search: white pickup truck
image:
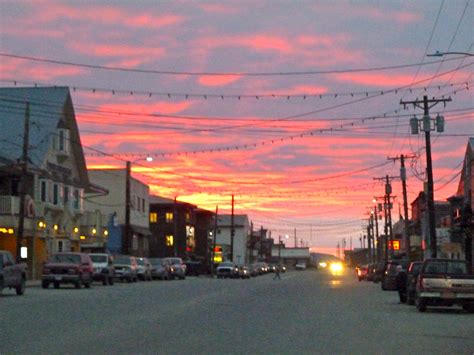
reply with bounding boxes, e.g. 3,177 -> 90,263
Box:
415,258 -> 474,313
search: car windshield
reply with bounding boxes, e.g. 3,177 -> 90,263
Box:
90,255 -> 108,263
51,254 -> 81,264
219,262 -> 233,267
410,262 -> 423,274
114,256 -> 131,265
137,259 -> 145,266
167,258 -> 182,265
425,261 -> 467,274
149,258 -> 163,266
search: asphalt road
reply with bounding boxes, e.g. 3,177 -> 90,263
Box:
1,269 -> 473,354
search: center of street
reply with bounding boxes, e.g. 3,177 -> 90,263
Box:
2,269 -> 473,354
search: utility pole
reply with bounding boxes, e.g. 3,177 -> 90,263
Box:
174,196 -> 178,257
372,203 -> 380,262
367,223 -> 372,263
388,154 -> 416,261
124,161 -> 131,255
294,228 -> 297,248
401,95 -> 450,258
230,194 -> 234,262
374,176 -> 398,261
211,205 -> 218,277
16,102 -> 30,264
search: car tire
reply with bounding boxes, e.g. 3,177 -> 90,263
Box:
54,282 -> 60,289
416,296 -> 427,312
407,293 -> 414,305
75,281 -> 81,289
84,280 -> 91,289
41,280 -> 49,289
462,304 -> 474,313
16,278 -> 26,295
108,276 -> 114,286
102,278 -> 108,286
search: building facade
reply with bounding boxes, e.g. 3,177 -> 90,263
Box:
0,87 -> 91,279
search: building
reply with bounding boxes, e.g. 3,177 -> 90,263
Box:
215,214 -> 250,265
448,137 -> 473,267
85,169 -> 150,256
0,86 -> 91,278
149,196 -> 197,259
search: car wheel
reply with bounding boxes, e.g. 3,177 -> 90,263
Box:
75,281 -> 81,289
84,280 -> 91,289
41,280 -> 49,289
102,277 -> 108,286
416,296 -> 427,312
407,292 -> 415,305
16,278 -> 26,295
108,276 -> 114,286
462,304 -> 474,313
54,282 -> 60,289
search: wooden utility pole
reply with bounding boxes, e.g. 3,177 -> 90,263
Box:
230,194 -> 234,262
124,161 -> 131,255
401,95 -> 451,258
16,102 -> 30,263
211,205 -> 218,276
388,154 -> 416,261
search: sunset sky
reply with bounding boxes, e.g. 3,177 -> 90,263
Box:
1,1 -> 472,255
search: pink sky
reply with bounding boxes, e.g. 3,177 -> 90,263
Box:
1,1 -> 472,255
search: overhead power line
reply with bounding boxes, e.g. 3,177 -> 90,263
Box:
0,52 -> 469,76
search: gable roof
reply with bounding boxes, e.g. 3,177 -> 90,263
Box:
0,86 -> 90,188
456,137 -> 474,197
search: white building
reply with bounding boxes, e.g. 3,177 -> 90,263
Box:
85,169 -> 150,256
215,214 -> 250,265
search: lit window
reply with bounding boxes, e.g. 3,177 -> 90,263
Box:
166,235 -> 174,247
149,212 -> 158,223
185,212 -> 190,222
166,212 -> 173,223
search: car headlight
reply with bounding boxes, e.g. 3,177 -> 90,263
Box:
330,263 -> 343,274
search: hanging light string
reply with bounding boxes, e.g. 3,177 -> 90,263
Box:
1,78 -> 469,101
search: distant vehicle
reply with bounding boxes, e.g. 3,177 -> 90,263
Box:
268,264 -> 277,272
136,257 -> 153,281
295,262 -> 307,270
382,260 -> 409,291
89,253 -> 115,286
356,264 -> 369,281
42,252 -> 93,289
366,263 -> 377,281
405,261 -> 423,305
0,250 -> 27,295
164,257 -> 186,280
416,259 -> 474,313
239,265 -> 251,279
149,258 -> 171,280
184,260 -> 203,276
372,262 -> 386,283
114,255 -> 138,283
329,262 -> 343,276
250,263 -> 260,277
216,261 -> 239,278
279,264 -> 287,273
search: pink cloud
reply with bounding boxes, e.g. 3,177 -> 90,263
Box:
197,75 -> 241,86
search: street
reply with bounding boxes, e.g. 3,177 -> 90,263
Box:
1,269 -> 473,354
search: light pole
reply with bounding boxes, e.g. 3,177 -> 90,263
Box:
124,156 -> 153,255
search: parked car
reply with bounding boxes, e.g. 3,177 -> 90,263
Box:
356,264 -> 369,281
250,263 -> 261,277
216,261 -> 239,278
268,264 -> 277,272
89,253 -> 115,286
0,250 -> 27,295
372,262 -> 386,283
279,264 -> 287,273
149,258 -> 171,280
295,262 -> 307,270
185,260 -> 203,276
366,263 -> 377,281
239,265 -> 251,279
164,257 -> 186,280
382,260 -> 409,291
405,261 -> 423,305
415,258 -> 474,313
114,255 -> 138,283
42,252 -> 93,289
136,257 -> 153,281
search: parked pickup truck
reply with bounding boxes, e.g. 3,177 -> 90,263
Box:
0,250 -> 27,296
415,258 -> 474,313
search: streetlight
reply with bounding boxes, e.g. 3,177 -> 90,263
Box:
427,51 -> 474,57
124,156 -> 153,255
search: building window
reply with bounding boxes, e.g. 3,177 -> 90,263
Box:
52,183 -> 63,206
57,128 -> 70,154
40,180 -> 48,202
149,212 -> 158,223
73,188 -> 83,210
63,186 -> 70,206
185,212 -> 190,222
166,235 -> 174,247
166,212 -> 173,223
142,199 -> 145,213
57,240 -> 64,252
